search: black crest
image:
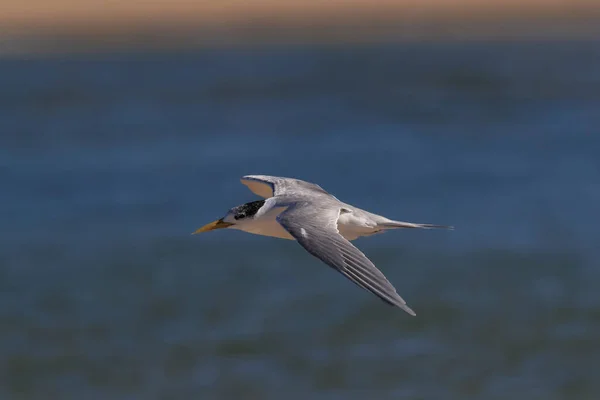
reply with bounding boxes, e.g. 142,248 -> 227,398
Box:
233,200 -> 265,220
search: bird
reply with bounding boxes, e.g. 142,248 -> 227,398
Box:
193,175 -> 452,316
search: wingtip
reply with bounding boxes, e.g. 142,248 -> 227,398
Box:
401,304 -> 417,316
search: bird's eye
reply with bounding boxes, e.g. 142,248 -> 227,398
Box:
234,213 -> 245,220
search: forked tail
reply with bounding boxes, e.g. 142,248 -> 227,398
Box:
379,221 -> 454,230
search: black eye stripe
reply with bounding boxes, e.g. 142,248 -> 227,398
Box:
232,200 -> 265,220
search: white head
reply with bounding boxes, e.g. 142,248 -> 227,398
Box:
193,200 -> 266,234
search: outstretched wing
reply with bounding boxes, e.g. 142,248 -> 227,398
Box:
240,175 -> 330,198
276,203 -> 416,316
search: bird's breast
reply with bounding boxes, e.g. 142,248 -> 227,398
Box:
235,207 -> 295,240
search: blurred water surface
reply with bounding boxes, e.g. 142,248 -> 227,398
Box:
1,41 -> 600,399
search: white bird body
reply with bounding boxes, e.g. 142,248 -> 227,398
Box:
230,197 -> 389,241
194,175 -> 453,316
336,208 -> 388,241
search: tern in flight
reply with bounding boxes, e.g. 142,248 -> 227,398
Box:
194,175 -> 452,316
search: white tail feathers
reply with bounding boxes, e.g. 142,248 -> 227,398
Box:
379,221 -> 454,230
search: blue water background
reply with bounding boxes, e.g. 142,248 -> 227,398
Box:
1,41 -> 599,399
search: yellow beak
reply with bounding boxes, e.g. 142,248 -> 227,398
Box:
193,218 -> 233,234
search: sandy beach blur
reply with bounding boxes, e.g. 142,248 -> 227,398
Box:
1,0 -> 599,54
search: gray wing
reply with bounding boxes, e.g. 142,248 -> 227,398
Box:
241,175 -> 330,199
277,203 -> 416,316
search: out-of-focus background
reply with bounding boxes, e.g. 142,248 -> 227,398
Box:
1,1 -> 599,399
